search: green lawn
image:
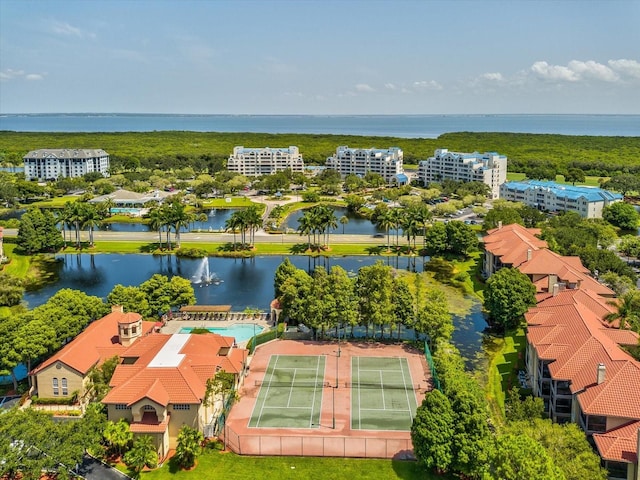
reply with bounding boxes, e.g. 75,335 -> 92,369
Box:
506,172 -> 608,187
26,195 -> 80,208
200,197 -> 261,208
138,451 -> 443,480
1,243 -> 31,277
485,328 -> 527,423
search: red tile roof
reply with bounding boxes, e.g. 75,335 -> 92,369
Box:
593,421 -> 640,464
103,334 -> 246,407
30,310 -> 154,376
483,224 -> 547,268
577,361 -> 640,420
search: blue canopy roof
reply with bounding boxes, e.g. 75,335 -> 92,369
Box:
503,180 -> 622,202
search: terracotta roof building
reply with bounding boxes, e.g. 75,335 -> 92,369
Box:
483,223 -> 639,479
30,305 -> 154,400
102,332 -> 247,459
524,283 -> 640,479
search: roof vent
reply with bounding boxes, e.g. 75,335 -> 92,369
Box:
597,363 -> 606,385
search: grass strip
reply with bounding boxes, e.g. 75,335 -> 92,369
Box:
134,450 -> 447,480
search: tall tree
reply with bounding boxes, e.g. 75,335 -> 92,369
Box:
484,268 -> 537,331
103,419 -> 133,457
356,262 -> 394,338
603,201 -> 640,230
274,257 -> 298,299
411,389 -> 455,474
488,433 -> 565,480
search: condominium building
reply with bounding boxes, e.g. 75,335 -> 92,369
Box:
325,146 -> 405,184
417,149 -> 507,199
482,224 -> 639,480
499,180 -> 623,218
23,149 -> 110,181
227,146 -> 304,177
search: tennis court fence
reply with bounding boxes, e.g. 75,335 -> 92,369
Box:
254,380 -> 424,391
224,425 -> 413,459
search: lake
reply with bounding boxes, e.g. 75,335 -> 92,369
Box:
23,253 -> 487,362
282,206 -> 402,236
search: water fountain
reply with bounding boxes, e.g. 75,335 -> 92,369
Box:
192,258 -> 223,286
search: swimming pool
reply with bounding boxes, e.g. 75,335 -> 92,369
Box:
178,323 -> 265,342
110,207 -> 144,215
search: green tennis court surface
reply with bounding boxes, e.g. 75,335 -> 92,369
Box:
351,356 -> 418,431
249,355 -> 327,428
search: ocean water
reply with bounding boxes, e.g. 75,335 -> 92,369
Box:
1,114 -> 638,137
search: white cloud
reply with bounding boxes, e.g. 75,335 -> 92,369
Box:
568,60 -> 618,82
608,59 -> 640,80
355,83 -> 375,93
0,69 -> 25,81
384,83 -> 397,90
531,61 -> 580,82
0,69 -> 44,82
412,80 -> 443,90
481,72 -> 504,82
49,20 -> 95,39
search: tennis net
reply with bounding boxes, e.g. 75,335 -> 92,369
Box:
253,380 -> 422,390
255,380 -> 331,388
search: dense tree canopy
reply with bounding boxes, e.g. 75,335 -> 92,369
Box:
603,201 -> 640,230
411,389 -> 455,473
16,208 -> 63,254
484,268 -> 536,331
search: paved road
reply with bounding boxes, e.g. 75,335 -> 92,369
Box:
2,228 -> 392,245
76,454 -> 132,480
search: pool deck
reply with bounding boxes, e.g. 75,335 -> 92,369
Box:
161,313 -> 272,341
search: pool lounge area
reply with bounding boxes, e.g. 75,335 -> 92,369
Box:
177,323 -> 265,343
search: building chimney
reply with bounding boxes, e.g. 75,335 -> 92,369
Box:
548,274 -> 558,293
498,221 -> 503,230
111,305 -> 124,313
526,249 -> 532,262
597,363 -> 606,385
552,283 -> 560,297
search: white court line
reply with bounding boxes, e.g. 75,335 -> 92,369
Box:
379,370 -> 386,410
308,356 -> 322,427
399,357 -> 414,423
254,354 -> 280,427
286,369 -> 298,407
261,405 -> 314,410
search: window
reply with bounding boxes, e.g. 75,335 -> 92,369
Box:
52,378 -> 59,395
143,404 -> 156,411
61,378 -> 68,396
115,404 -> 129,410
587,415 -> 607,433
173,404 -> 191,410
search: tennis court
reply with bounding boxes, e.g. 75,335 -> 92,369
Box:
351,356 -> 418,431
248,354 -> 327,429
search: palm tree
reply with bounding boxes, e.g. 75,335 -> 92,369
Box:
390,208 -> 405,246
316,205 -> 337,247
339,215 -> 349,234
146,206 -> 166,247
225,211 -> 243,249
55,207 -> 71,246
296,212 -> 314,250
375,208 -> 394,251
65,201 -> 84,247
82,203 -> 102,247
169,201 -> 196,249
605,290 -> 640,330
101,198 -> 116,218
243,205 -> 263,246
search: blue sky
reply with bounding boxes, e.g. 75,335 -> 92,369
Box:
1,0 -> 639,114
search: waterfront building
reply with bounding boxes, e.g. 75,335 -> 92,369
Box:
227,146 -> 304,177
30,305 -> 247,460
482,224 -> 639,478
417,149 -> 507,199
325,146 -> 405,184
499,180 -> 623,218
23,149 -> 110,182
